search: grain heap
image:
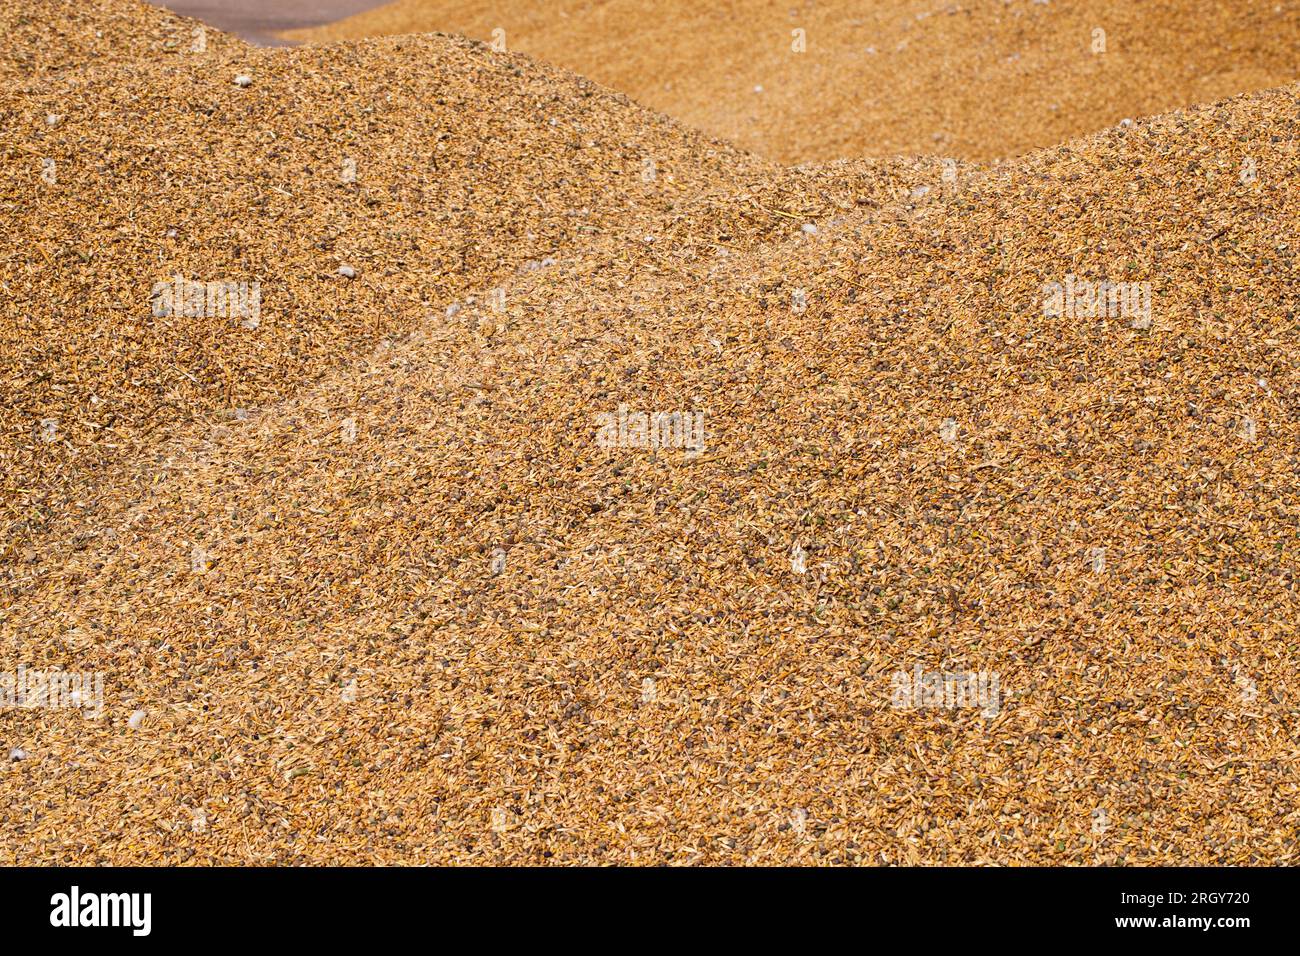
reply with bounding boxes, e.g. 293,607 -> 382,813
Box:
2,26 -> 950,547
0,0 -> 240,80
287,0 -> 1300,164
2,2 -> 1297,865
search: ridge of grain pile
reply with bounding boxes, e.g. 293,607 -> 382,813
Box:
4,23 -> 959,552
287,0 -> 1300,164
3,71 -> 1296,863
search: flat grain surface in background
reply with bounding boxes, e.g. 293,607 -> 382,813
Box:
285,0 -> 1300,163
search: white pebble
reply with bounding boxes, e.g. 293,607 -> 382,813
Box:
338,265 -> 357,279
233,74 -> 253,88
9,747 -> 27,761
128,709 -> 146,729
801,223 -> 818,234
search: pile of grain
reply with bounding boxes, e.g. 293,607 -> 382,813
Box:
0,0 -> 240,80
289,0 -> 1300,164
2,1 -> 1297,865
2,22 -> 956,550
